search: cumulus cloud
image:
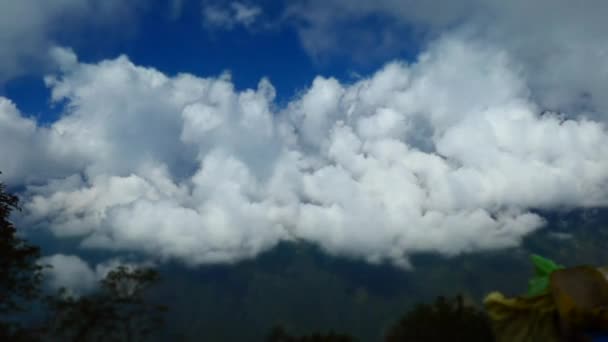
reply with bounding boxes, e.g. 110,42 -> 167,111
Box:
3,33 -> 608,268
0,0 -> 141,82
0,97 -> 85,185
202,2 -> 262,30
40,254 -> 130,296
284,0 -> 608,120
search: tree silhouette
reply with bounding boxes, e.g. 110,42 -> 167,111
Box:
385,294 -> 495,342
266,325 -> 357,342
44,265 -> 167,342
1,173 -> 167,341
0,173 -> 45,341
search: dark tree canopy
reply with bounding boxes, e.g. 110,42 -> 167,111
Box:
385,294 -> 495,342
45,265 -> 167,342
0,174 -> 45,340
266,325 -> 357,342
1,174 -> 167,341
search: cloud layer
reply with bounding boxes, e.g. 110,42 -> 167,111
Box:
285,0 -> 608,120
202,1 -> 263,31
2,32 -> 608,268
0,0 -> 141,82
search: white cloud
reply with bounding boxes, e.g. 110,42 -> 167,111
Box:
40,254 -> 131,296
0,97 -> 85,186
284,0 -> 608,121
40,255 -> 153,297
231,2 -> 262,25
0,0 -> 141,82
3,34 -> 608,268
41,255 -> 99,295
202,2 -> 262,30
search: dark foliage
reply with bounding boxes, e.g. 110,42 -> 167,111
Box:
44,266 -> 168,342
0,173 -> 45,340
266,325 -> 357,342
1,173 -> 167,341
385,294 -> 495,342
264,294 -> 495,342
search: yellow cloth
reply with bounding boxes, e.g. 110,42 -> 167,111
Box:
484,266 -> 608,341
484,291 -> 559,342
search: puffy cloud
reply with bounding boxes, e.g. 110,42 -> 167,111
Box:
0,0 -> 141,82
40,254 -> 152,296
202,2 -> 262,30
41,255 -> 98,295
15,50 -> 288,265
0,97 -> 85,185
284,0 -> 608,120
40,254 -> 129,296
3,34 -> 608,268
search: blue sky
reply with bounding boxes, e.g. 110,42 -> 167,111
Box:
4,1 -> 315,120
1,0 -> 608,290
1,0 -> 419,122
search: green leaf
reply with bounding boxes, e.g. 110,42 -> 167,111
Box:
527,254 -> 564,297
531,254 -> 563,276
